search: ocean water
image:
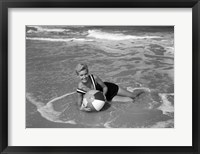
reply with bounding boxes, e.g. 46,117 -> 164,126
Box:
26,26 -> 174,128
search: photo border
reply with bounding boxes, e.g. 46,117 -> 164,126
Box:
0,0 -> 199,153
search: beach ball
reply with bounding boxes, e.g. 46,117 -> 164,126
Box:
82,90 -> 106,111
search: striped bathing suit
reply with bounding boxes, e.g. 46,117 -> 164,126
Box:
76,74 -> 119,101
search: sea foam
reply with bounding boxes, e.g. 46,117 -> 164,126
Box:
26,92 -> 77,125
87,30 -> 162,40
26,37 -> 94,42
27,26 -> 70,33
149,119 -> 174,128
158,93 -> 174,115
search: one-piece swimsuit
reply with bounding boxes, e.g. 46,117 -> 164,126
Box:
76,74 -> 119,101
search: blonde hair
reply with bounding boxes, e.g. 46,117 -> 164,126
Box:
75,63 -> 88,75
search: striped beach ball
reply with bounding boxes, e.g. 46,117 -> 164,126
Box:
82,90 -> 106,111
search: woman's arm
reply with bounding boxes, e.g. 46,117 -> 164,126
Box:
77,92 -> 91,111
77,83 -> 92,111
94,75 -> 108,97
77,93 -> 83,107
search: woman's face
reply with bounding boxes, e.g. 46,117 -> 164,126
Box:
78,69 -> 89,83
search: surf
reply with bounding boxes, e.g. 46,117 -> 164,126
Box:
26,86 -> 174,128
26,26 -> 70,33
26,92 -> 77,125
87,30 -> 162,40
26,37 -> 94,42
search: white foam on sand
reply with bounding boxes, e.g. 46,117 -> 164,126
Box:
127,87 -> 174,115
103,114 -> 119,128
26,92 -> 77,125
127,86 -> 151,93
158,93 -> 174,115
149,119 -> 174,128
87,30 -> 162,41
26,93 -> 45,108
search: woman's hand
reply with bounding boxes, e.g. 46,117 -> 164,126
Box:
80,103 -> 91,111
83,107 -> 92,111
80,106 -> 91,111
102,93 -> 107,102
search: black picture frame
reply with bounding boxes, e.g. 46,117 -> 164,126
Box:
0,0 -> 199,154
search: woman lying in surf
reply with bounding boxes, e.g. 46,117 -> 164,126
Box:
76,63 -> 145,111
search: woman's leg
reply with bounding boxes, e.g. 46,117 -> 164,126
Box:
110,86 -> 146,103
117,87 -> 144,99
111,95 -> 133,103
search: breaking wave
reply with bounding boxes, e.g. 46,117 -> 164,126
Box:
26,37 -> 94,42
87,30 -> 162,40
27,26 -> 70,33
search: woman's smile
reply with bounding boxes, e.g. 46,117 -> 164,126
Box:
78,69 -> 89,83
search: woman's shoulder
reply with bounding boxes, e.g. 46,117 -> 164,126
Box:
78,82 -> 84,89
77,82 -> 89,90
